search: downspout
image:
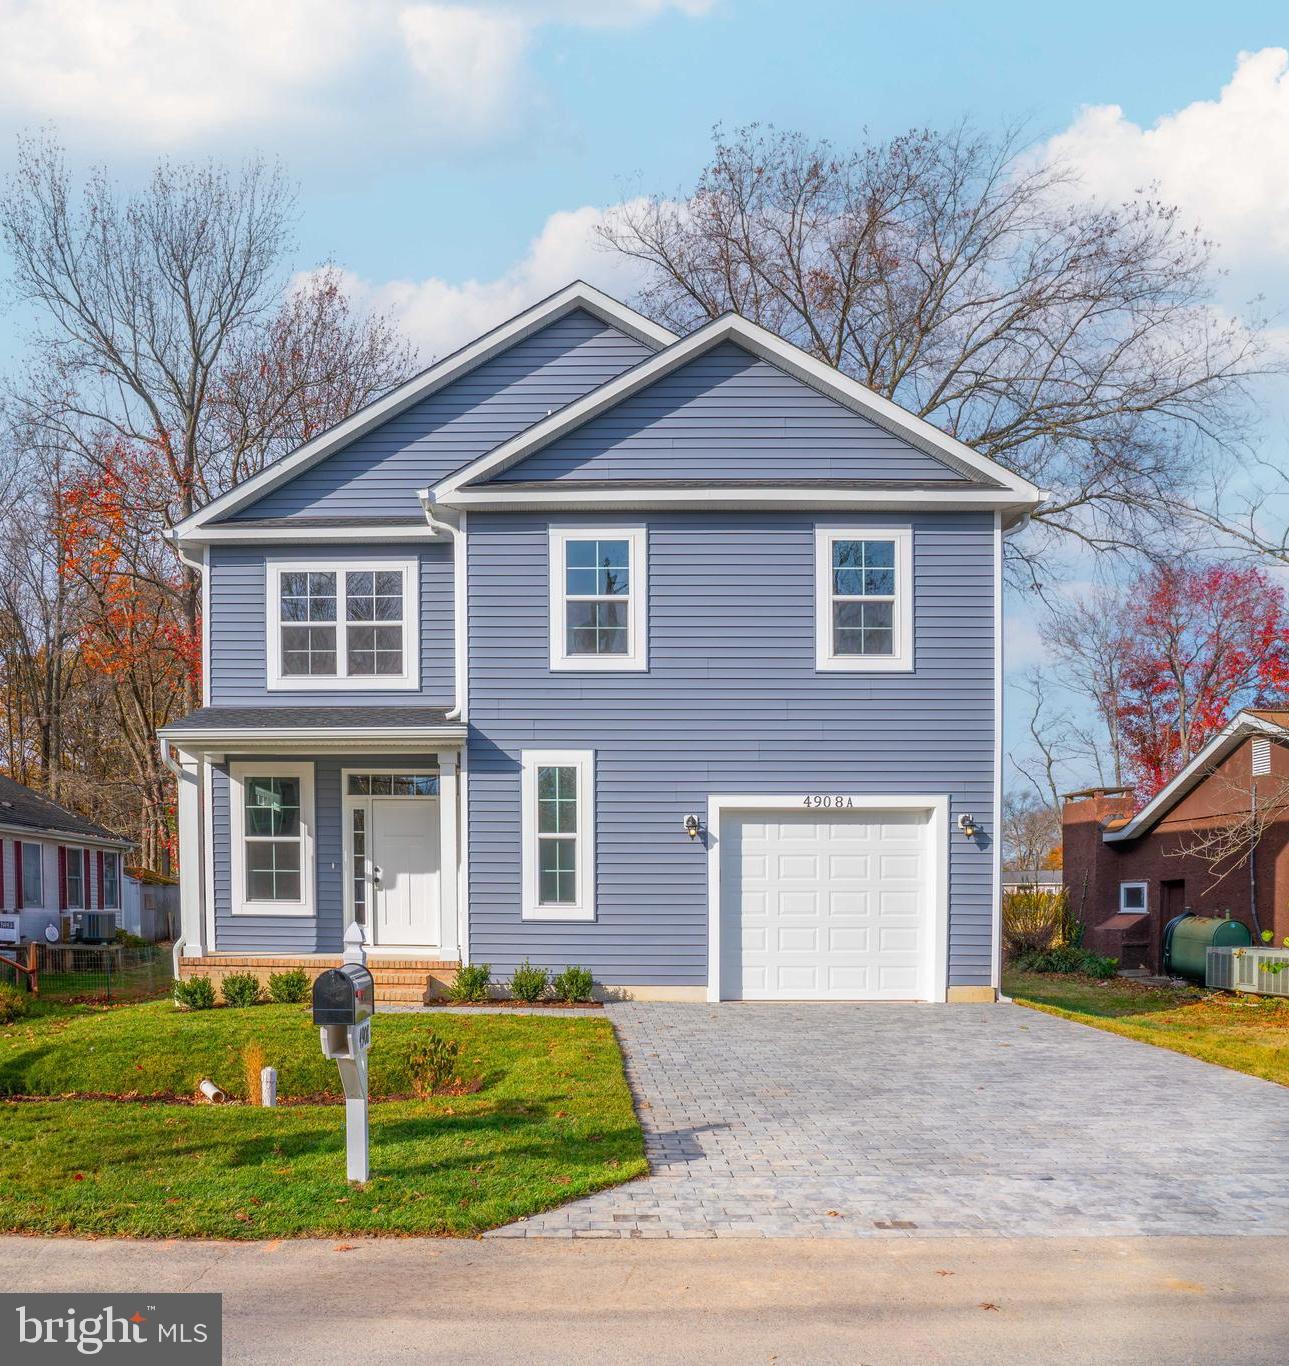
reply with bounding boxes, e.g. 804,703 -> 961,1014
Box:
418,489 -> 466,721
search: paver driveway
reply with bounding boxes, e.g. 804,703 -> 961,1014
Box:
494,1001 -> 1289,1239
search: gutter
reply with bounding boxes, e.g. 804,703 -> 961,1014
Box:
419,488 -> 467,722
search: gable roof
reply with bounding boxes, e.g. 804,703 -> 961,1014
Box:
170,283 -> 675,542
0,774 -> 130,846
1103,710 -> 1289,843
432,312 -> 1044,515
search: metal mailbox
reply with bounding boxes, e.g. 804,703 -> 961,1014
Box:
311,962 -> 374,1027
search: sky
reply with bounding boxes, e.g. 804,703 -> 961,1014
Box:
2,0 -> 1288,791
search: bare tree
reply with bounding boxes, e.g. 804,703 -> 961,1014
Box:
1009,667 -> 1086,807
1001,790 -> 1062,881
601,124 -> 1272,574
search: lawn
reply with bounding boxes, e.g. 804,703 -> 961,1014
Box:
1005,970 -> 1289,1087
0,1002 -> 645,1237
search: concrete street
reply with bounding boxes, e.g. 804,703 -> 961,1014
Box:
3,1235 -> 1287,1364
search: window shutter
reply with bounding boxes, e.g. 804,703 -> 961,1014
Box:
1253,737 -> 1272,777
97,851 -> 105,908
58,846 -> 67,912
13,841 -> 22,910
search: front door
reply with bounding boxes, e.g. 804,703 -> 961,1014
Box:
371,797 -> 440,948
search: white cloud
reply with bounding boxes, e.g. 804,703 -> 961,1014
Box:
0,0 -> 713,150
1046,48 -> 1289,306
335,201 -> 658,358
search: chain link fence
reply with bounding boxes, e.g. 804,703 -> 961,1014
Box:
0,942 -> 175,1004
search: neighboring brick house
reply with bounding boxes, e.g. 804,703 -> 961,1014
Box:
1062,710 -> 1289,971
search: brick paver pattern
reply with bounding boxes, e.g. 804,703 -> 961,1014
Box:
491,1002 -> 1289,1239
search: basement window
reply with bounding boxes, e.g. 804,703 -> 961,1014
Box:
1119,881 -> 1148,914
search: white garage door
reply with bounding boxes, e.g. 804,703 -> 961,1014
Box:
719,808 -> 933,1001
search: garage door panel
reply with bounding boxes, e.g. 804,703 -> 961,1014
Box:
721,806 -> 932,1001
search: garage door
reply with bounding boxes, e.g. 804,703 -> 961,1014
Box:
718,808 -> 932,1000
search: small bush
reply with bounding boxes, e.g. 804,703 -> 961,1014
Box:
449,962 -> 491,1003
173,975 -> 216,1011
1015,944 -> 1118,978
1002,888 -> 1068,959
0,983 -> 29,1024
113,928 -> 149,948
552,965 -> 595,1002
221,972 -> 263,1008
509,959 -> 550,1003
267,968 -> 311,1004
408,1031 -> 462,1097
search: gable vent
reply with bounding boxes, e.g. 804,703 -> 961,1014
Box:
1252,737 -> 1272,777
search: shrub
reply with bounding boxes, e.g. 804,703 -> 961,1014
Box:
267,968 -> 311,1004
173,975 -> 216,1011
113,928 -> 148,948
221,972 -> 263,1008
0,983 -> 29,1024
552,965 -> 595,1002
408,1031 -> 462,1097
1015,944 -> 1118,978
509,959 -> 550,1003
449,962 -> 491,1003
1002,888 -> 1067,959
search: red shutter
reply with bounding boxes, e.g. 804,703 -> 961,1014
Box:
58,846 -> 67,911
13,841 -> 22,910
97,851 -> 105,908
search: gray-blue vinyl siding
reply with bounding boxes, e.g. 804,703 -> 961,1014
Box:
491,341 -> 968,484
466,509 -> 997,988
211,752 -> 439,953
207,543 -> 453,707
229,309 -> 654,520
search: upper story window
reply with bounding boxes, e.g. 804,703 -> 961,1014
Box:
266,560 -> 419,691
815,526 -> 913,672
549,527 -> 647,671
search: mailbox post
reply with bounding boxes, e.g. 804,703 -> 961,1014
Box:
312,923 -> 375,1182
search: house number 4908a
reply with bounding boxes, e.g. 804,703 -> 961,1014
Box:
802,795 -> 855,808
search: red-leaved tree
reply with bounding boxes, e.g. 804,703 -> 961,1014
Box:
1119,563 -> 1289,799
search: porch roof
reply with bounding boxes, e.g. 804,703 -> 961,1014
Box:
159,706 -> 466,753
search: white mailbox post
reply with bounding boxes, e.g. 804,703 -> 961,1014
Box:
312,923 -> 375,1182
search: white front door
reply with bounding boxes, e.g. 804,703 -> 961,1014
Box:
720,808 -> 931,1000
371,797 -> 440,948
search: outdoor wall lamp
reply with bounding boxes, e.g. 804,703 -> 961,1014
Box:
684,814 -> 702,840
957,812 -> 979,841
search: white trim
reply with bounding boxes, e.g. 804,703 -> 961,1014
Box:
814,525 -> 913,672
161,727 -> 465,752
705,794 -> 950,1004
521,749 -> 596,921
991,511 -> 1004,992
1119,880 -> 1149,915
548,526 -> 648,672
202,759 -> 216,953
265,558 -> 420,691
183,524 -> 445,545
438,751 -> 459,956
229,761 -> 316,917
171,283 -> 675,537
457,749 -> 470,962
0,823 -> 130,850
1104,711 -> 1289,842
201,544 -> 211,707
435,312 -> 1044,503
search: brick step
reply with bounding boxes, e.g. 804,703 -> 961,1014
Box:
366,958 -> 458,970
367,969 -> 455,985
374,984 -> 436,1003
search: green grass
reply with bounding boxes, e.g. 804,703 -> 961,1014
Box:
0,1001 -> 645,1237
1005,970 -> 1289,1087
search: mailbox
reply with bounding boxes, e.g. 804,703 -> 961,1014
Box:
312,963 -> 374,1026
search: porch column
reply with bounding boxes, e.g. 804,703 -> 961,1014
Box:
438,750 -> 459,957
176,752 -> 205,957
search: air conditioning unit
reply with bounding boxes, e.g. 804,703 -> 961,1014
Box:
0,914 -> 19,946
79,912 -> 116,944
1207,946 -> 1289,997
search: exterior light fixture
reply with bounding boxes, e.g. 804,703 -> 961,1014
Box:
684,814 -> 701,840
957,812 -> 979,841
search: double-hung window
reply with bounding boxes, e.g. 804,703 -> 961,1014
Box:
521,750 -> 595,920
65,847 -> 85,909
21,844 -> 42,906
267,560 -> 419,689
230,762 -> 315,916
103,851 -> 121,910
549,527 -> 647,670
815,526 -> 913,671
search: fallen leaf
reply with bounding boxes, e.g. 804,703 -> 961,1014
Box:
979,1303 -> 999,1312
555,1175 -> 572,1186
72,1173 -> 85,1182
334,1244 -> 356,1253
335,1197 -> 349,1204
935,1270 -> 954,1277
826,1210 -> 841,1218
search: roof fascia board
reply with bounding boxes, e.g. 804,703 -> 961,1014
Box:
1104,712 -> 1286,842
181,524 -> 444,546
434,312 -> 1044,503
172,283 -> 675,537
0,821 -> 131,848
157,726 -> 467,747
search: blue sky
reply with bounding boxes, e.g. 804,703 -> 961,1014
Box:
2,1 -> 1288,794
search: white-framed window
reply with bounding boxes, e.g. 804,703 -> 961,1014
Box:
229,761 -> 315,916
1120,881 -> 1148,914
521,749 -> 595,920
65,847 -> 85,909
22,843 -> 43,906
548,527 -> 647,671
103,851 -> 121,910
815,526 -> 913,672
265,559 -> 419,690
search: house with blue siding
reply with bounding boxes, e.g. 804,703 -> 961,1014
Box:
160,282 -> 1042,1004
